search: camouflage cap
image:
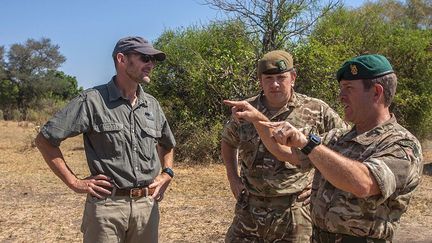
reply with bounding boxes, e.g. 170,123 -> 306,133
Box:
112,36 -> 166,61
257,50 -> 294,78
336,54 -> 394,82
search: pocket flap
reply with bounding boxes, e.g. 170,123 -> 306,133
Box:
93,123 -> 124,132
143,127 -> 162,138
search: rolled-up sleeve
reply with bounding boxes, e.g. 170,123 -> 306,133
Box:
41,94 -> 90,147
158,119 -> 176,149
221,118 -> 240,148
363,139 -> 422,204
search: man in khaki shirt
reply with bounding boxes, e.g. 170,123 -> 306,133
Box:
36,36 -> 176,243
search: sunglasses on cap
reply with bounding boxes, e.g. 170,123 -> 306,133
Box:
125,52 -> 157,63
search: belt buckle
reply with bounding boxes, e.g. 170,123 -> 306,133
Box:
130,188 -> 142,198
129,187 -> 148,198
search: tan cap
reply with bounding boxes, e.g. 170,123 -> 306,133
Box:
257,50 -> 294,77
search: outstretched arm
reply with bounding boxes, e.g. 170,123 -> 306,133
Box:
223,100 -> 300,164
261,121 -> 380,198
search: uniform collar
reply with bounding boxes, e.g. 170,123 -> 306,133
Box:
347,114 -> 397,145
257,89 -> 300,118
107,76 -> 148,106
107,76 -> 122,102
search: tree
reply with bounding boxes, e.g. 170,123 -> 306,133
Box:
149,20 -> 257,161
361,0 -> 432,29
294,5 -> 432,139
204,0 -> 341,53
0,38 -> 82,121
39,70 -> 82,100
5,38 -> 66,119
0,46 -> 6,80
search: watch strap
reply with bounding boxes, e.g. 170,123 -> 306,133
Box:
162,167 -> 174,178
300,134 -> 321,155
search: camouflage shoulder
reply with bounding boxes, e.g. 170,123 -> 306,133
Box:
294,92 -> 333,109
388,123 -> 423,159
243,93 -> 261,106
322,127 -> 351,145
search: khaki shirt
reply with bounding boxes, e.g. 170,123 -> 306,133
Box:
311,115 -> 423,240
222,91 -> 347,197
41,77 -> 176,188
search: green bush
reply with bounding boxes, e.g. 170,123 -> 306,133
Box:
26,98 -> 66,125
11,109 -> 22,121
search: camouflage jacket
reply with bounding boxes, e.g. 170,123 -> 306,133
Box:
222,91 -> 347,197
311,115 -> 423,240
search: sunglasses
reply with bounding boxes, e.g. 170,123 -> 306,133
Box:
125,52 -> 157,63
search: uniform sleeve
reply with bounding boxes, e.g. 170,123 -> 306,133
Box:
40,93 -> 90,147
221,117 -> 240,148
156,105 -> 176,149
363,138 -> 423,204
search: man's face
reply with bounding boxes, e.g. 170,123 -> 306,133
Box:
124,53 -> 156,84
260,71 -> 296,107
339,79 -> 375,124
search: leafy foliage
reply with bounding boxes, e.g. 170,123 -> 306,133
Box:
204,0 -> 342,53
0,38 -> 82,121
148,21 -> 257,161
295,4 -> 432,139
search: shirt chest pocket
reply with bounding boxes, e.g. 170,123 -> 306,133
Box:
91,123 -> 124,159
238,123 -> 260,168
138,123 -> 162,160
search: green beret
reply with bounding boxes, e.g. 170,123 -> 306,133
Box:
336,54 -> 394,81
258,50 -> 294,77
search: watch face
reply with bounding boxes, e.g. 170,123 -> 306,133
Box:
310,134 -> 321,144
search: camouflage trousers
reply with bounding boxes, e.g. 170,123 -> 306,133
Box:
311,226 -> 387,243
225,193 -> 312,243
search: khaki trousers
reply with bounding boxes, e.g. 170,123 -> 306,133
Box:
81,195 -> 159,243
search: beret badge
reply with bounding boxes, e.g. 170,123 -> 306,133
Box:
350,64 -> 358,75
276,60 -> 287,72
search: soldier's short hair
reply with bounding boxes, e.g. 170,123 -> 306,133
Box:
362,73 -> 397,107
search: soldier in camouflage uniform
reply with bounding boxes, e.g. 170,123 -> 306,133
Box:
221,50 -> 347,242
260,54 -> 423,242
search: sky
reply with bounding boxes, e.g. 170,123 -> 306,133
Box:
1,0 -> 365,89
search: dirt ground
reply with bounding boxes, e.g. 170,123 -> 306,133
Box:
0,121 -> 431,243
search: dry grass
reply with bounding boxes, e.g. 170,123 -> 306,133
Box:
0,121 -> 430,242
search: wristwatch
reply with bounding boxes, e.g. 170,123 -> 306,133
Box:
162,167 -> 175,178
300,134 -> 321,155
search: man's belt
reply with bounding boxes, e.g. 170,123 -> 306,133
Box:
114,187 -> 155,199
312,226 -> 386,243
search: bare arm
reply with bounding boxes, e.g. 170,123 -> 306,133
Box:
221,140 -> 244,199
262,121 -> 380,198
35,132 -> 113,198
149,144 -> 174,201
157,144 -> 174,170
308,145 -> 380,197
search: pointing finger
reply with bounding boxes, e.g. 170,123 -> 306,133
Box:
223,100 -> 243,107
